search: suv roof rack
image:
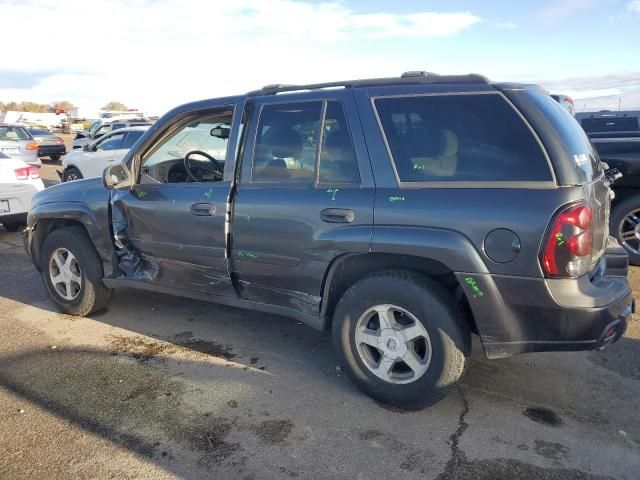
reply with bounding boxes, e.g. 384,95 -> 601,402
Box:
248,71 -> 489,96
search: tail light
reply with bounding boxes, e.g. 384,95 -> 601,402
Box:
541,203 -> 593,278
566,96 -> 574,105
15,166 -> 40,180
26,143 -> 39,150
56,137 -> 65,144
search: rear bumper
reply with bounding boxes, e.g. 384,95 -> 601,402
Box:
37,145 -> 66,157
460,237 -> 634,359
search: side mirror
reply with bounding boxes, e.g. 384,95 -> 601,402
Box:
82,144 -> 92,152
103,163 -> 131,190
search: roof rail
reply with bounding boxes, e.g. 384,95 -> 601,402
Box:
247,72 -> 489,96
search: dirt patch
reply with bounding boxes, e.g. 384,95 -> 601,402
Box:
173,336 -> 237,360
108,335 -> 176,361
189,417 -> 241,467
523,407 -> 563,427
534,440 -> 569,462
252,419 -> 293,445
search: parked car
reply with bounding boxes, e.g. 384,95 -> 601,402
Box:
0,124 -> 41,167
26,127 -> 67,162
0,151 -> 44,231
577,110 -> 640,263
24,72 -> 633,409
61,126 -> 149,182
72,118 -> 151,150
551,94 -> 576,116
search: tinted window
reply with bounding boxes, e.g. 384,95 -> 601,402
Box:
375,94 -> 551,182
581,116 -> 639,133
526,91 -> 599,182
96,132 -> 125,151
112,123 -> 126,131
252,101 -> 322,183
319,102 -> 359,183
123,130 -> 144,149
28,128 -> 49,136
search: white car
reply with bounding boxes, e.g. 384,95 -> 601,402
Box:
62,126 -> 149,181
0,151 -> 45,232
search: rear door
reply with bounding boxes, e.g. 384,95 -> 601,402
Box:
230,91 -> 375,316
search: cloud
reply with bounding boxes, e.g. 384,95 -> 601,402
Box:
494,21 -> 517,29
537,0 -> 602,20
628,0 -> 640,13
0,0 -> 482,113
0,70 -> 55,89
539,71 -> 640,110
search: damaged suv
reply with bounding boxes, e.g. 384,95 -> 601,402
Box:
25,72 -> 634,408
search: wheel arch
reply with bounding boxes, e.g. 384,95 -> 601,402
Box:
29,203 -> 117,277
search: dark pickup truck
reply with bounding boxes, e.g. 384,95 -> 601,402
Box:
577,111 -> 640,264
25,72 -> 633,409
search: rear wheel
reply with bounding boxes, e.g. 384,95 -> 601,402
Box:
50,154 -> 62,162
332,270 -> 469,409
41,226 -> 113,315
63,167 -> 83,182
611,195 -> 640,265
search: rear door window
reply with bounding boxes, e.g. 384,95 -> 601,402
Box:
374,93 -> 551,183
96,132 -> 125,151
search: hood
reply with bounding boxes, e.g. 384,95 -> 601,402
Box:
32,177 -> 107,208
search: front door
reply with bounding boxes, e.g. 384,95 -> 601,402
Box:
110,104 -> 238,297
231,91 -> 375,316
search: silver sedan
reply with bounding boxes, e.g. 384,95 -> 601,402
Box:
0,124 -> 42,167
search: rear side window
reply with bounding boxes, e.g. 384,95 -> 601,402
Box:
123,130 -> 144,148
96,132 -> 125,151
375,94 -> 551,183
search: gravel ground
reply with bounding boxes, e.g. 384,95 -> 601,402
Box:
0,144 -> 638,479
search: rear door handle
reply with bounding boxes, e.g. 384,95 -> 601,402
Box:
191,203 -> 216,216
321,208 -> 354,223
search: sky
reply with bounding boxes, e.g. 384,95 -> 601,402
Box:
0,0 -> 639,116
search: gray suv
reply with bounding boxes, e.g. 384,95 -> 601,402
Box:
24,72 -> 634,409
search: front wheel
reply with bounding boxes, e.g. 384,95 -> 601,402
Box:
63,167 -> 83,182
41,226 -> 113,315
332,270 -> 469,409
611,195 -> 640,265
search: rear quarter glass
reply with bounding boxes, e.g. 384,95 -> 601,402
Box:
373,93 -> 552,183
511,89 -> 600,184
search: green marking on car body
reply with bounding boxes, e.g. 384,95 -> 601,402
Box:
389,195 -> 405,202
413,163 -> 425,171
464,276 -> 485,297
138,191 -> 147,198
327,188 -> 339,201
204,188 -> 213,199
238,251 -> 258,260
555,232 -> 564,246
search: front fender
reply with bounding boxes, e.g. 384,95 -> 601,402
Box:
27,200 -> 117,277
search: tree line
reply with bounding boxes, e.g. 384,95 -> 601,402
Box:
0,101 -> 129,113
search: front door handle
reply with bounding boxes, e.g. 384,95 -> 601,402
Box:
321,208 -> 354,223
191,203 -> 216,216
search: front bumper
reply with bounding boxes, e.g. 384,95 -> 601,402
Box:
460,237 -> 634,359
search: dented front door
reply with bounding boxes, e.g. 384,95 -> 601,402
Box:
110,105 -> 238,297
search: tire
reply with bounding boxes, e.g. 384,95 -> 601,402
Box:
63,167 -> 83,182
611,195 -> 640,266
332,270 -> 469,409
40,226 -> 113,316
2,222 -> 24,232
50,154 -> 61,162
